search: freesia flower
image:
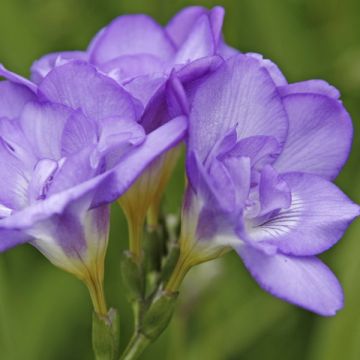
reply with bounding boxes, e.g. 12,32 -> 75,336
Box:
178,53 -> 359,316
30,6 -> 233,108
0,61 -> 186,313
28,6 -> 231,261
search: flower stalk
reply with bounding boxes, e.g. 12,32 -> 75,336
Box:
120,333 -> 150,360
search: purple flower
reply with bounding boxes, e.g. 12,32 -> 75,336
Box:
0,61 -> 186,298
30,6 -> 232,109
182,54 -> 359,316
22,6 -> 232,258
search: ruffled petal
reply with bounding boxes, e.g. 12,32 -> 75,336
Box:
167,6 -> 224,53
258,165 -> 291,215
61,110 -> 97,157
19,101 -> 70,159
247,53 -> 287,86
0,229 -> 31,251
93,115 -> 187,206
96,116 -> 145,168
278,80 -> 340,99
47,146 -> 98,195
99,54 -> 166,84
0,139 -> 29,209
89,15 -> 175,65
225,135 -> 281,171
165,71 -> 189,117
39,61 -> 140,123
123,74 -> 166,108
0,81 -> 36,118
28,159 -> 59,203
174,12 -> 216,65
0,117 -> 36,167
0,64 -> 37,92
237,245 -> 344,316
166,6 -> 208,47
217,41 -> 238,59
188,54 -> 288,161
30,51 -> 88,84
98,117 -> 145,153
140,55 -> 222,133
274,93 -> 353,180
0,157 -> 110,231
187,149 -> 251,213
247,172 -> 360,255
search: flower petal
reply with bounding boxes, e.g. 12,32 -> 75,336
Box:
28,159 -> 59,203
30,51 -> 88,84
99,54 -> 166,84
89,15 -> 175,65
248,53 -> 287,86
29,204 -> 109,275
96,116 -> 145,168
48,146 -> 98,195
0,116 -> 186,244
29,195 -> 90,259
166,6 -> 208,47
189,54 -> 288,161
0,157 -> 110,232
123,74 -> 166,108
174,12 -> 216,65
61,110 -> 98,157
274,93 -> 353,180
93,115 -> 187,206
225,135 -> 281,171
0,64 -> 37,92
237,244 -> 344,316
140,55 -> 222,133
20,101 -> 70,159
258,165 -> 291,216
168,6 -> 224,55
0,229 -> 31,251
39,61 -> 140,123
0,81 -> 36,118
0,117 -> 36,167
278,80 -> 340,99
0,139 -> 29,209
247,172 -> 360,255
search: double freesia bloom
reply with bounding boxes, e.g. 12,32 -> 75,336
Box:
0,5 -> 359,357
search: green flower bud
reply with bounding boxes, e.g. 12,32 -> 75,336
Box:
121,251 -> 144,301
161,245 -> 180,284
141,292 -> 178,341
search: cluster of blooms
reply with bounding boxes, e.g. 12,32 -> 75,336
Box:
0,5 -> 358,343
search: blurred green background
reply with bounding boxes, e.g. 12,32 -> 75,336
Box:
1,0 -> 360,359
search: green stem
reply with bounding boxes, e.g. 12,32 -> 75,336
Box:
120,333 -> 150,360
119,255 -> 189,359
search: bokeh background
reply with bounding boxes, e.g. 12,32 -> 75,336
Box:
1,0 -> 360,359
